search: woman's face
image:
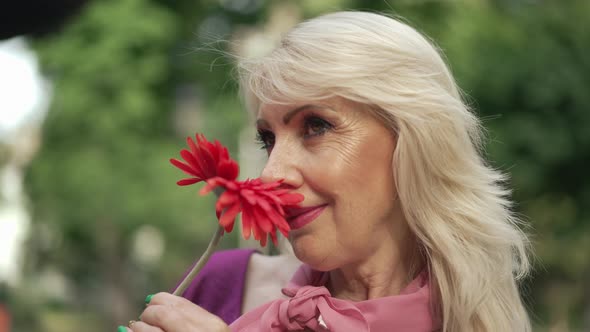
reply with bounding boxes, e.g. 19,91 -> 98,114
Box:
257,97 -> 403,271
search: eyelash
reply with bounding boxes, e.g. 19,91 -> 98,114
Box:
255,129 -> 275,151
255,115 -> 334,151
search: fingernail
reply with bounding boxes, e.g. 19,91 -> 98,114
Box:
145,294 -> 154,304
117,326 -> 127,332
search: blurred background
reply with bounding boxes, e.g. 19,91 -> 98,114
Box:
0,0 -> 588,331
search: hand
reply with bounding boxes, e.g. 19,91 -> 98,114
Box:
125,292 -> 230,332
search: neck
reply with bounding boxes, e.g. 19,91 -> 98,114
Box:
327,225 -> 421,301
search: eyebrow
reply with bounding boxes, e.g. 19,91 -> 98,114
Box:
256,104 -> 322,128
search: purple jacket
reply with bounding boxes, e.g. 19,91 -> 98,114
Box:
179,249 -> 256,324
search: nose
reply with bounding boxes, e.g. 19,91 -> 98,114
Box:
259,140 -> 303,189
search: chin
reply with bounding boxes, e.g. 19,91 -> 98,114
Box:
290,236 -> 338,272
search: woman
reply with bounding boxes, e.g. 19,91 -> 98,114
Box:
124,11 -> 531,332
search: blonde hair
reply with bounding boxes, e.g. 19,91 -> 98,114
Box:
237,11 -> 531,332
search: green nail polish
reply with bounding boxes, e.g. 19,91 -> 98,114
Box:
145,294 -> 154,304
117,326 -> 127,332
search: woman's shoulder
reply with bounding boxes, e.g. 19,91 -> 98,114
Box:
206,248 -> 258,272
185,248 -> 256,290
180,248 -> 257,324
178,248 -> 301,320
191,248 -> 257,285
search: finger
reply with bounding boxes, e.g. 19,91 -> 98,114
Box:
140,303 -> 229,332
128,321 -> 165,332
148,292 -> 198,309
145,292 -> 213,319
140,304 -> 184,330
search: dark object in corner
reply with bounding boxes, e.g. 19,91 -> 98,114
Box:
0,0 -> 90,40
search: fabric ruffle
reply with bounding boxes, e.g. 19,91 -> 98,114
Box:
230,264 -> 438,332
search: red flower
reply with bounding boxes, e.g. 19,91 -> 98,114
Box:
201,177 -> 304,246
170,134 -> 239,185
170,133 -> 304,246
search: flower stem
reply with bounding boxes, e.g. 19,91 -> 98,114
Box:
172,225 -> 224,296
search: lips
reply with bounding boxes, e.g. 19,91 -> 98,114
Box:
285,204 -> 327,230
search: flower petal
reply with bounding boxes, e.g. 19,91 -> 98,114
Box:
199,178 -> 224,196
170,158 -> 200,178
187,137 -> 211,177
239,189 -> 258,205
257,198 -> 273,212
258,191 -> 286,215
266,206 -> 288,229
241,203 -> 254,240
187,136 -> 199,156
224,180 -> 239,191
223,223 -> 233,233
180,149 -> 205,177
217,159 -> 239,181
259,233 -> 268,247
278,225 -> 289,238
269,231 -> 278,246
216,190 -> 239,212
252,205 -> 274,233
279,192 -> 305,206
196,135 -> 219,178
177,178 -> 200,186
219,202 -> 241,228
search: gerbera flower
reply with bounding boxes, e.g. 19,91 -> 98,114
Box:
201,177 -> 304,246
169,133 -> 304,295
170,134 -> 239,185
170,133 -> 304,246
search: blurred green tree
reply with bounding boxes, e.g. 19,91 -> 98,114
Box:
23,0 -> 247,330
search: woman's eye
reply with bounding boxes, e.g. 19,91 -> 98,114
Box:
304,116 -> 333,138
256,129 -> 275,151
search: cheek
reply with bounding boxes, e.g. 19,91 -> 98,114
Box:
302,140 -> 366,199
335,132 -> 397,216
321,135 -> 368,174
333,132 -> 395,190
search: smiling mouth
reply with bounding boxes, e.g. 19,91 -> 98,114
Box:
285,204 -> 327,230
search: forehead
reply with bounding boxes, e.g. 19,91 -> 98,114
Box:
256,97 -> 355,118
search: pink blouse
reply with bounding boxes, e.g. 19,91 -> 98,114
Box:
231,264 -> 439,331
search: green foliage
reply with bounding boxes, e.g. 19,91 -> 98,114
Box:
11,0 -> 589,330
20,0 -> 245,330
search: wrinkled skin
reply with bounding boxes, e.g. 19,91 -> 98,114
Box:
257,97 -> 413,301
127,292 -> 230,332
